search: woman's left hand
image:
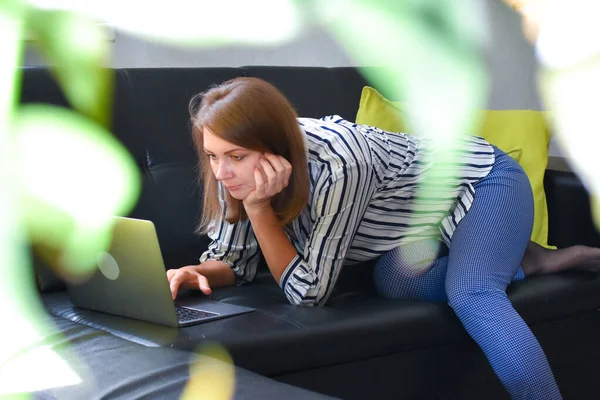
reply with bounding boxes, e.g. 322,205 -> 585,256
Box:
243,153 -> 292,211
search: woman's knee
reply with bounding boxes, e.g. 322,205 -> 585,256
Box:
376,239 -> 445,276
373,240 -> 448,301
445,281 -> 506,316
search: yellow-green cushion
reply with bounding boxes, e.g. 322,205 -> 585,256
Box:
504,148 -> 523,163
356,86 -> 554,249
356,85 -> 411,133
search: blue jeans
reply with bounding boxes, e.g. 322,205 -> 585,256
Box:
374,146 -> 561,399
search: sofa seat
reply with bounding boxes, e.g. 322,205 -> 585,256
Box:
26,313 -> 337,399
42,267 -> 600,376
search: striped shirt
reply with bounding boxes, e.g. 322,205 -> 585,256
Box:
200,115 -> 495,306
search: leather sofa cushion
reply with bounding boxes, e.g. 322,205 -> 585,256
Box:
30,313 -> 337,399
241,66 -> 350,120
20,68 -> 147,168
125,67 -> 244,167
43,268 -> 600,377
545,169 -> 600,248
130,163 -> 210,269
241,66 -> 399,122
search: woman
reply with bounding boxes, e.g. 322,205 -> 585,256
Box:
167,77 -> 600,399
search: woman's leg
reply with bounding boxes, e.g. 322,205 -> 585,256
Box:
373,238 -> 449,302
444,149 -> 561,399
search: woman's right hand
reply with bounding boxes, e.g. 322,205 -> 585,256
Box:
166,265 -> 212,300
243,153 -> 292,212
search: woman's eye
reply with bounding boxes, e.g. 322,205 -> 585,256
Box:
207,154 -> 217,160
231,155 -> 245,161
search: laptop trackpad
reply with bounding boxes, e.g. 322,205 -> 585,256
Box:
175,297 -> 255,317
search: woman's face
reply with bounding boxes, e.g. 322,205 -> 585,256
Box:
203,127 -> 262,200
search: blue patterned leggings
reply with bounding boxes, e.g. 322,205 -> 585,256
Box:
373,147 -> 561,399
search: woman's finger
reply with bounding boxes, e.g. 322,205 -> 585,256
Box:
260,157 -> 277,193
169,271 -> 185,300
197,274 -> 212,295
265,153 -> 284,172
254,166 -> 266,196
279,156 -> 292,171
279,156 -> 292,187
265,154 -> 286,191
166,269 -> 176,282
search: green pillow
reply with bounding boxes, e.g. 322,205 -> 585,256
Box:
356,86 -> 554,249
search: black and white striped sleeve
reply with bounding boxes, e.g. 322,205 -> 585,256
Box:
279,161 -> 376,306
199,216 -> 260,286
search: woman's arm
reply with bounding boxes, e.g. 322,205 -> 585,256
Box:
167,201 -> 261,299
245,206 -> 297,284
242,153 -> 297,283
196,260 -> 237,287
282,164 -> 376,306
245,154 -> 376,306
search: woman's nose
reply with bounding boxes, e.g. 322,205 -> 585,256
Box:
215,161 -> 233,180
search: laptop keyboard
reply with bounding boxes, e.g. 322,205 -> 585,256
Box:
175,306 -> 218,322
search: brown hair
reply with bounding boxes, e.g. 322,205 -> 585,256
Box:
189,77 -> 310,234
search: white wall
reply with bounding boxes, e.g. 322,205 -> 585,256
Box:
484,0 -> 562,157
110,25 -> 357,68
23,1 -> 563,156
485,0 -> 542,110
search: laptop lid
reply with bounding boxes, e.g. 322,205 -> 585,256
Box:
67,216 -> 184,327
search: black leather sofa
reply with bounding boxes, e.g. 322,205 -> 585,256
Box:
23,66 -> 600,400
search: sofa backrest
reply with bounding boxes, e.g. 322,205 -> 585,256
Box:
19,66 -> 600,292
19,66 -> 392,273
20,67 -> 148,167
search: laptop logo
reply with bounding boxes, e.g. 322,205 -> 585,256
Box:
97,251 -> 120,280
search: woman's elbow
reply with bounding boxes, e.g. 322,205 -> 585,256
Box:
283,288 -> 325,307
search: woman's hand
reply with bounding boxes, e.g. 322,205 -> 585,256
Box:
243,153 -> 292,211
166,265 -> 212,300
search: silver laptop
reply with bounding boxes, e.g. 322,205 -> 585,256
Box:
67,216 -> 255,327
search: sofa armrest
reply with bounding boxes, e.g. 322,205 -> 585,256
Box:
544,168 -> 600,248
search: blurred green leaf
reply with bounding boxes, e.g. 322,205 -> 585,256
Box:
182,345 -> 235,400
539,55 -> 600,229
315,0 -> 488,144
14,104 -> 140,276
25,6 -> 113,127
1,342 -> 83,396
0,3 -> 70,398
0,0 -> 25,22
0,0 -> 26,123
312,0 -> 489,247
